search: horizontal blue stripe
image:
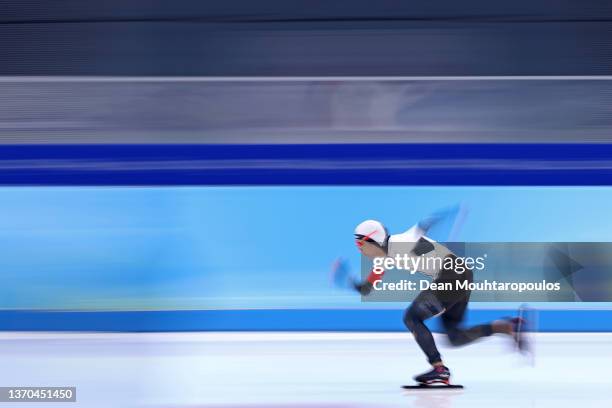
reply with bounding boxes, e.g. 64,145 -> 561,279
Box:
5,143 -> 612,160
1,143 -> 612,185
0,309 -> 610,332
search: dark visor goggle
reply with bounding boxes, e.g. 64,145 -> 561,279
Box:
354,234 -> 377,248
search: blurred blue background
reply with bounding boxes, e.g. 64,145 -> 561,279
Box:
2,185 -> 612,313
2,0 -> 612,333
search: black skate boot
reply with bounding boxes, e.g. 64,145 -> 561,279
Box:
499,313 -> 529,353
403,365 -> 463,389
414,365 -> 451,385
510,317 -> 528,352
512,305 -> 535,362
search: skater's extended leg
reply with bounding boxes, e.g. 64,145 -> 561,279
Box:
442,296 -> 514,347
442,298 -> 493,346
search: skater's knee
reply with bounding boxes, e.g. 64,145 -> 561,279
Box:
403,303 -> 434,332
403,307 -> 420,332
404,294 -> 444,332
445,324 -> 494,347
445,329 -> 464,346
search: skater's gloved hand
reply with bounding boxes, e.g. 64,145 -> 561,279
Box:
330,257 -> 355,290
417,204 -> 464,233
331,258 -> 374,295
353,280 -> 374,296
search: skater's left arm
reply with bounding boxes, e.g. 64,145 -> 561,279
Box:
332,257 -> 384,296
353,267 -> 385,296
401,204 -> 464,242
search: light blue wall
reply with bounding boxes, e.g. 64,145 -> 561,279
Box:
1,186 -> 612,310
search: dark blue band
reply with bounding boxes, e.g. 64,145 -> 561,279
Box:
1,143 -> 612,186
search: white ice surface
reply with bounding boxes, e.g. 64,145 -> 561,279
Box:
0,332 -> 610,408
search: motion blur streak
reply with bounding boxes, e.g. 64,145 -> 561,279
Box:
1,332 -> 611,408
2,1 -> 612,76
2,1 -> 612,407
1,78 -> 612,143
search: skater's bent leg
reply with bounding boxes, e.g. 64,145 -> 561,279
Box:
441,298 -> 496,347
445,321 -> 494,346
403,291 -> 445,365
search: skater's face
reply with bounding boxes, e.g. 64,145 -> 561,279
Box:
356,239 -> 386,258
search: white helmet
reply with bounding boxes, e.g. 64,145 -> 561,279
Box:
354,219 -> 388,247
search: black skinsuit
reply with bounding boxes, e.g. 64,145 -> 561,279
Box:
402,257 -> 494,364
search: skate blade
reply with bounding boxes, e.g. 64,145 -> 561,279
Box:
516,304 -> 537,366
402,382 -> 463,390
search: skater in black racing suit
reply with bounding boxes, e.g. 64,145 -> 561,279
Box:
352,212 -> 525,385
